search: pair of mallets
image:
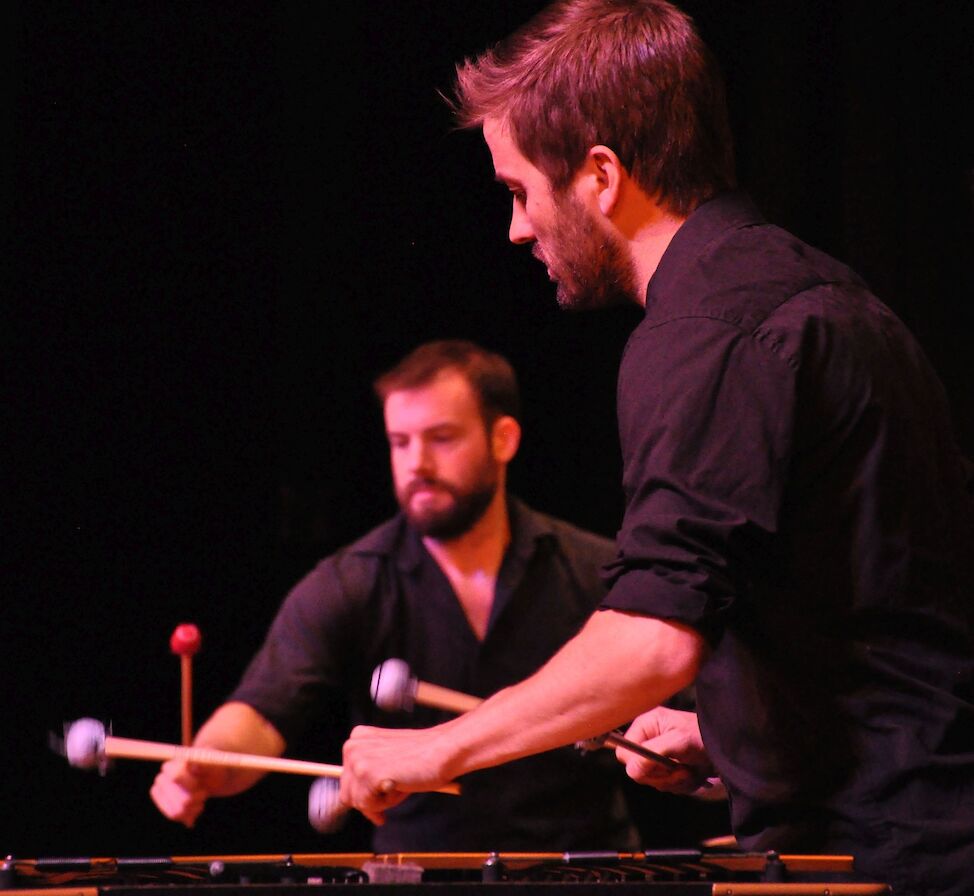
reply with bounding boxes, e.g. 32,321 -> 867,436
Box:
63,655 -> 680,832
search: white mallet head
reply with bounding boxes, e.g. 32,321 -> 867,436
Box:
64,717 -> 109,774
308,776 -> 347,834
370,658 -> 415,712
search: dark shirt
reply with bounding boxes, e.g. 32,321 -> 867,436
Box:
232,496 -> 638,852
601,192 -> 974,895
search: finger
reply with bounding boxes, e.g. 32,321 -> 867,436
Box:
151,774 -> 207,823
622,751 -> 669,780
625,753 -> 701,793
338,769 -> 351,807
624,756 -> 695,792
358,805 -> 387,826
178,801 -> 205,828
622,712 -> 664,743
161,758 -> 205,790
612,736 -> 676,770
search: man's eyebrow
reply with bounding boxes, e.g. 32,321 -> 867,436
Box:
387,422 -> 460,437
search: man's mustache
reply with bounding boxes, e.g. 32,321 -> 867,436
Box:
403,478 -> 456,501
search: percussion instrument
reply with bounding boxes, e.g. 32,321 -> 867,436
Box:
1,850 -> 890,894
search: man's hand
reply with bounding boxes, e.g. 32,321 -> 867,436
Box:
150,758 -> 229,827
615,706 -> 722,797
340,724 -> 457,826
148,702 -> 287,826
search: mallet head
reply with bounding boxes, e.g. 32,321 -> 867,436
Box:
64,717 -> 110,774
308,776 -> 348,834
370,658 -> 415,712
170,623 -> 202,657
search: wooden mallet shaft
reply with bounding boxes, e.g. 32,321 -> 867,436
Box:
179,655 -> 193,744
414,681 -> 482,714
371,659 -> 481,715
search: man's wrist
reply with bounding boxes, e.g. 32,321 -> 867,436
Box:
434,716 -> 479,783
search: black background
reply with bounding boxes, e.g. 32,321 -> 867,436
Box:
7,1 -> 973,860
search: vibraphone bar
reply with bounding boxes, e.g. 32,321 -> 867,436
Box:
1,851 -> 889,894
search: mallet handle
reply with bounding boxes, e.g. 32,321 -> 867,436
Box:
180,655 -> 193,745
414,682 -> 482,714
103,736 -> 461,795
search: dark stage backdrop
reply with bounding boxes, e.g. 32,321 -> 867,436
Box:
8,1 -> 973,859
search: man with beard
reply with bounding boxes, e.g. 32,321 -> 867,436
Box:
339,2 -> 974,894
149,338 -> 642,851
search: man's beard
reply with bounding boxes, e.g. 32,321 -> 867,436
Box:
398,476 -> 498,540
535,191 -> 640,311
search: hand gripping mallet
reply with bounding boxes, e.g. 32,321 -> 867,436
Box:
306,658 -> 474,835
307,660 -> 482,835
370,657 -> 683,770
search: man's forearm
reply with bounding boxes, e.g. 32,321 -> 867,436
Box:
438,609 -> 705,779
341,609 -> 705,821
192,701 -> 287,796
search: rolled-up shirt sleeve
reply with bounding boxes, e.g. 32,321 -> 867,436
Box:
601,315 -> 797,640
229,554 -> 367,745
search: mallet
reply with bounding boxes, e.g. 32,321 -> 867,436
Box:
169,623 -> 202,746
370,658 -> 482,714
308,776 -> 348,834
62,718 -> 461,794
370,658 -> 682,770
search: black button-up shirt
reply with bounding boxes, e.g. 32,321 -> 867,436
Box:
232,497 -> 638,852
601,192 -> 974,895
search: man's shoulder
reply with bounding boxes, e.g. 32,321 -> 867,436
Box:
646,192 -> 867,336
341,515 -> 408,557
544,514 -> 616,560
303,515 -> 407,588
511,498 -> 616,564
630,207 -> 885,382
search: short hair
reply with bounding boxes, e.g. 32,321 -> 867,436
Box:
373,339 -> 521,425
449,0 -> 736,216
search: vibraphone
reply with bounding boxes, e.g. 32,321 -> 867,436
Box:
1,851 -> 889,894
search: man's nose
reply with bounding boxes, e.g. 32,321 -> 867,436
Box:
405,439 -> 433,473
509,201 -> 535,244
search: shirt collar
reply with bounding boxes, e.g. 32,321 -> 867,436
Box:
389,494 -> 554,575
645,191 -> 766,314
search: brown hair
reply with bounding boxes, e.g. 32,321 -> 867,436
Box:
450,0 -> 735,216
373,339 -> 520,425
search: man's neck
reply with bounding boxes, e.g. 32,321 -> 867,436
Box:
422,490 -> 510,578
423,490 -> 511,640
630,209 -> 686,307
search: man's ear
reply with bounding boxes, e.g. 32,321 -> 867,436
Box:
491,415 -> 521,463
587,144 -> 625,217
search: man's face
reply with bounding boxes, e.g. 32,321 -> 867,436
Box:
384,370 -> 500,540
483,116 -> 639,310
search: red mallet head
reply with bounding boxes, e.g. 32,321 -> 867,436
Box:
170,623 -> 202,657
